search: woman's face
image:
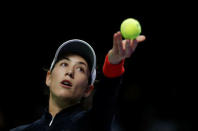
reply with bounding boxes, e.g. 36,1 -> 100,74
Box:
46,54 -> 93,104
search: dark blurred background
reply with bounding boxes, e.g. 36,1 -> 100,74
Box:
0,1 -> 195,131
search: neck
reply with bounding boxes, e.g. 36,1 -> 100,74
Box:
48,94 -> 80,117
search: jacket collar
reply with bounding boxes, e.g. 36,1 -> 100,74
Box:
42,103 -> 84,121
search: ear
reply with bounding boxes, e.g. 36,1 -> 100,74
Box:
46,71 -> 51,87
83,85 -> 94,98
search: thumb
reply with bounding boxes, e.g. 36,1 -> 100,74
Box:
136,35 -> 146,42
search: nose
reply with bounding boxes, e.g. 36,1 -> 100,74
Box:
65,69 -> 74,79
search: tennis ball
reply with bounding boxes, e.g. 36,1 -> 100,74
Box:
120,18 -> 141,39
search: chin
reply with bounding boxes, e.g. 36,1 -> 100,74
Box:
57,92 -> 72,100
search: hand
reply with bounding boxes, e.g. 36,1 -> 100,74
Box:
108,31 -> 146,64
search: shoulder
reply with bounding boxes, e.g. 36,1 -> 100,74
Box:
10,124 -> 31,131
10,118 -> 42,131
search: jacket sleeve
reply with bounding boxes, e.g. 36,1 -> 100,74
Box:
90,54 -> 125,131
10,124 -> 30,131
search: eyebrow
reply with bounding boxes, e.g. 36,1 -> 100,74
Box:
63,57 -> 87,67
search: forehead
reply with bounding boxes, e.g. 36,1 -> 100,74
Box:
58,53 -> 88,65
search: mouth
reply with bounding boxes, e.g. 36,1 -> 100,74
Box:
60,80 -> 72,89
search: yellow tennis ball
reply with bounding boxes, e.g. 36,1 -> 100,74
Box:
120,18 -> 141,39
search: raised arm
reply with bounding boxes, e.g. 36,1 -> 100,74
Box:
90,31 -> 146,131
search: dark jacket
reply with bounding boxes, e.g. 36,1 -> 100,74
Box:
10,75 -> 122,131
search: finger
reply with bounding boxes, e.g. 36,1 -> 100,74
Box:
130,35 -> 146,51
125,40 -> 132,58
113,32 -> 118,50
113,32 -> 122,51
117,32 -> 125,56
136,35 -> 146,42
130,39 -> 138,52
117,32 -> 123,46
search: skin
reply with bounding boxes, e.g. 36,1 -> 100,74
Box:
108,31 -> 146,64
46,54 -> 93,117
46,31 -> 146,117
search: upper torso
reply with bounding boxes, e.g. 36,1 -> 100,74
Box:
11,75 -> 123,131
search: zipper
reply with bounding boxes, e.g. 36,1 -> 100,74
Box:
49,117 -> 54,127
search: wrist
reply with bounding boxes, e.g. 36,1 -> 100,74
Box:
103,54 -> 125,78
108,50 -> 123,64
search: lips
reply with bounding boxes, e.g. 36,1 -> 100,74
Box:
60,80 -> 72,89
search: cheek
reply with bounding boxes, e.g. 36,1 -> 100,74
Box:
75,74 -> 89,86
73,75 -> 89,94
49,71 -> 62,88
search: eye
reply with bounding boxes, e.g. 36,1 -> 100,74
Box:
60,62 -> 68,67
76,67 -> 85,73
